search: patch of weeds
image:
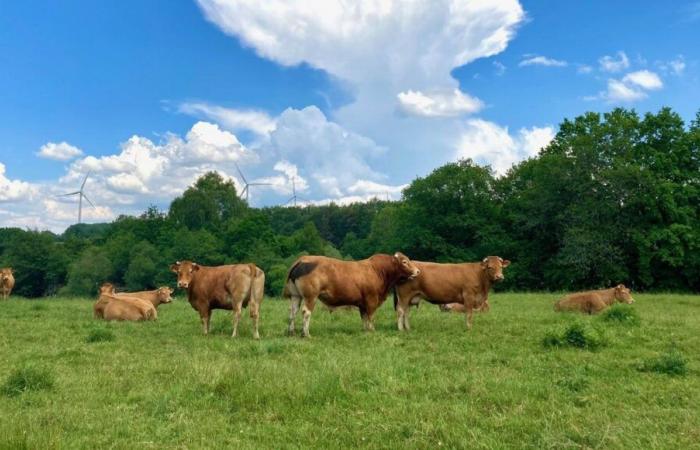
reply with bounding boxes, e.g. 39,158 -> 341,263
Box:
556,375 -> 589,393
638,348 -> 687,376
1,367 -> 55,397
542,322 -> 606,350
30,303 -> 48,311
601,304 -> 640,326
85,328 -> 115,343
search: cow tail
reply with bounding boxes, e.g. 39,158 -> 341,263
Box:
282,260 -> 300,299
244,264 -> 258,308
393,287 -> 398,310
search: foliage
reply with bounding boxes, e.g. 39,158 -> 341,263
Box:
601,304 -> 640,325
542,321 -> 606,350
1,367 -> 55,397
638,348 -> 688,376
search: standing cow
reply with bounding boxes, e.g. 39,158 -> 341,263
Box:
284,252 -> 420,337
1,268 -> 14,300
170,261 -> 264,339
394,256 -> 510,331
554,285 -> 635,314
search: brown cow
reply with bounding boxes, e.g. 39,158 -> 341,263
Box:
115,287 -> 174,309
394,256 -> 510,331
101,294 -> 157,321
1,267 -> 15,300
284,252 -> 420,337
170,261 -> 264,339
93,283 -> 116,318
554,284 -> 635,314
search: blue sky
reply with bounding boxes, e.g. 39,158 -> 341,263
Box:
1,1 -> 698,231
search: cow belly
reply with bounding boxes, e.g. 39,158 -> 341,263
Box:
420,285 -> 463,305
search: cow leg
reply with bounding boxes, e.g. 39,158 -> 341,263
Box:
200,310 -> 211,335
231,300 -> 243,338
464,302 -> 474,330
301,296 -> 317,338
288,295 -> 302,336
396,291 -> 412,331
249,298 -> 260,340
403,295 -> 420,331
366,301 -> 379,332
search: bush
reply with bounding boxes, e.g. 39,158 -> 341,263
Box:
602,304 -> 640,325
638,349 -> 688,376
85,328 -> 115,343
1,367 -> 55,397
542,322 -> 606,350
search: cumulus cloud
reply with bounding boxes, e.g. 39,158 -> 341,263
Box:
37,142 -> 83,161
657,56 -> 686,76
622,70 -> 663,90
0,163 -> 39,202
598,51 -> 630,73
591,70 -> 664,103
577,64 -> 593,74
519,55 -> 567,67
397,88 -> 483,117
178,102 -> 276,136
456,120 -> 554,175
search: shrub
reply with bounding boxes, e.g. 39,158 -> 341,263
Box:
85,328 -> 115,343
602,304 -> 640,325
638,349 -> 688,376
1,367 -> 55,397
542,322 -> 606,350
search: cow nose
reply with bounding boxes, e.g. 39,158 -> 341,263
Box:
178,282 -> 188,288
496,274 -> 504,280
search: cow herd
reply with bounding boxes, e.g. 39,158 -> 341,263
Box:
1,253 -> 636,338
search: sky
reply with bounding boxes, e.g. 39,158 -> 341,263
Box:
1,0 -> 699,232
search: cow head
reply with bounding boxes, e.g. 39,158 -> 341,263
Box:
394,252 -> 420,279
170,261 -> 199,289
99,282 -> 116,295
157,286 -> 174,303
481,256 -> 510,282
1,268 -> 12,282
614,284 -> 635,304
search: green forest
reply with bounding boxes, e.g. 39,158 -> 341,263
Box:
2,107 -> 698,297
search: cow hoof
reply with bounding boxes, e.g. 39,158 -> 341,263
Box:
253,333 -> 260,340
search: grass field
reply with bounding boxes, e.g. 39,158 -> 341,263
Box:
1,293 -> 698,449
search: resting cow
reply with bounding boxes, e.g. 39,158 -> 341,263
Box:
115,287 -> 174,310
1,267 -> 15,300
170,261 -> 264,339
394,256 -> 510,331
554,285 -> 635,314
284,252 -> 420,337
101,294 -> 157,321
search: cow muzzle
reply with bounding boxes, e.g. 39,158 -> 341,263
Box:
178,282 -> 189,289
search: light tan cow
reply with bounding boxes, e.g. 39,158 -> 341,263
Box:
1,267 -> 15,300
101,294 -> 157,321
115,287 -> 174,309
171,261 -> 265,339
554,285 -> 635,314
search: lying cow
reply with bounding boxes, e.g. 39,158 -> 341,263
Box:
170,261 -> 264,339
284,252 -> 420,337
1,267 -> 15,300
94,283 -> 157,320
394,256 -> 510,331
554,284 -> 635,314
114,287 -> 174,310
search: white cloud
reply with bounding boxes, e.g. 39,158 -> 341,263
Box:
622,70 -> 663,90
397,88 -> 483,117
347,180 -> 407,196
493,61 -> 506,76
519,55 -> 567,67
178,102 -> 276,136
605,79 -> 647,102
456,120 -> 554,175
0,163 -> 39,202
37,142 -> 83,161
657,56 -> 686,76
599,51 -> 630,73
577,64 -> 593,74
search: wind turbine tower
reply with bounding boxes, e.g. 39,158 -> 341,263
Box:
235,163 -> 271,203
58,172 -> 95,224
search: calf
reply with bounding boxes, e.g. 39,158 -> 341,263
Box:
554,285 -> 635,314
170,261 -> 264,339
284,252 -> 420,337
1,267 -> 15,300
394,256 -> 510,331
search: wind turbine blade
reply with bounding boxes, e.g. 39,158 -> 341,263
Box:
234,162 -> 248,184
57,191 -> 81,197
239,185 -> 248,199
82,194 -> 96,208
249,182 -> 273,186
81,171 -> 91,190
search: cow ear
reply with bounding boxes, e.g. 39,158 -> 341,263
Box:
481,257 -> 488,267
502,259 -> 511,268
192,264 -> 200,272
617,283 -> 625,289
169,264 -> 179,273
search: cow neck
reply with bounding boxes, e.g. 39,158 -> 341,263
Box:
370,255 -> 400,297
602,289 -> 617,306
478,267 -> 494,297
186,271 -> 202,301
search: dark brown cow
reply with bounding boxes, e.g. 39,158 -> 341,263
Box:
115,287 -> 174,309
394,256 -> 510,331
554,285 -> 635,314
284,252 -> 420,337
170,261 -> 265,339
1,267 -> 15,300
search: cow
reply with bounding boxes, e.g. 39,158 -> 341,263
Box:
284,252 -> 420,337
115,287 -> 174,310
170,261 -> 264,339
394,256 -> 510,331
1,267 -> 15,300
439,301 -> 490,313
101,294 -> 157,321
554,284 -> 635,314
94,283 -> 158,320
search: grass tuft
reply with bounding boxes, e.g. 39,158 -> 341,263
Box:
543,321 -> 606,350
601,304 -> 640,325
638,349 -> 688,376
85,328 -> 115,343
1,367 -> 55,397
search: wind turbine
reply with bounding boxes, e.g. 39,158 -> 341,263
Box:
58,172 -> 95,224
234,162 -> 271,203
285,177 -> 306,207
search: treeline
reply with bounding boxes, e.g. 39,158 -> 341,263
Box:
1,107 -> 698,297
